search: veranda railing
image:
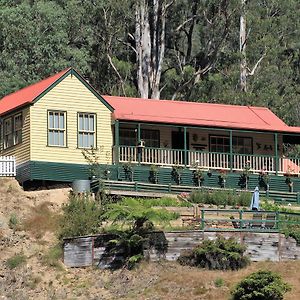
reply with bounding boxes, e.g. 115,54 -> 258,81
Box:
0,156 -> 16,177
116,146 -> 300,175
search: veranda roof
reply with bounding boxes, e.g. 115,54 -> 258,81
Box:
103,95 -> 300,134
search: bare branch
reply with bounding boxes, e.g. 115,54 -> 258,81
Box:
247,51 -> 267,76
175,15 -> 198,31
106,53 -> 127,96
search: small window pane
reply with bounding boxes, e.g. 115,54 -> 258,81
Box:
49,131 -> 54,145
79,115 -> 83,130
49,113 -> 54,128
59,114 -> 64,129
89,115 -> 94,131
53,113 -> 58,128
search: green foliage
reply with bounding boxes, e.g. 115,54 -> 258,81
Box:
58,193 -> 103,240
178,236 -> 250,270
214,277 -> 224,288
8,213 -> 19,230
171,165 -> 182,185
231,270 -> 291,300
42,244 -> 63,269
134,197 -> 192,208
6,253 -> 27,269
189,190 -> 251,207
128,254 -> 144,270
104,197 -> 180,226
1,1 -> 300,125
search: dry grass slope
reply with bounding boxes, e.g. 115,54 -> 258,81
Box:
0,178 -> 300,299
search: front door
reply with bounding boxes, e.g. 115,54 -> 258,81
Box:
171,131 -> 189,165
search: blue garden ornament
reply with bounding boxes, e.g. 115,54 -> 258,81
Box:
251,186 -> 260,211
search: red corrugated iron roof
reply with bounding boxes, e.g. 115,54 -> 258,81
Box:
0,68 -> 71,116
103,95 -> 300,133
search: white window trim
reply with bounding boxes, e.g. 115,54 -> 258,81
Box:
78,113 -> 96,149
48,111 -> 67,147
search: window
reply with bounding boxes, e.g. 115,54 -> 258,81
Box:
119,128 -> 160,147
141,129 -> 160,147
120,128 -> 136,146
3,117 -> 13,149
14,113 -> 22,145
210,136 -> 230,153
78,113 -> 96,148
2,113 -> 23,149
48,111 -> 66,147
210,135 -> 252,154
233,136 -> 252,154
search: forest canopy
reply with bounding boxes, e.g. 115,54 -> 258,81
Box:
1,0 -> 300,125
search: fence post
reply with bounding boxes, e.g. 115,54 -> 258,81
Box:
276,211 -> 279,230
239,210 -> 243,229
297,192 -> 300,204
201,209 -> 205,230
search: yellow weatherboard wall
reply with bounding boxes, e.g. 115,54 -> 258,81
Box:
1,107 -> 30,165
30,74 -> 113,164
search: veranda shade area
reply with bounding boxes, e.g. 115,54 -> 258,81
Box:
113,121 -> 300,175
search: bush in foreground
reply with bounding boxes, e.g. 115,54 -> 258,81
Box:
231,270 -> 291,300
58,193 -> 103,240
178,236 -> 250,270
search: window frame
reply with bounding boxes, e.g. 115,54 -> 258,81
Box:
209,134 -> 253,154
119,127 -> 160,148
77,112 -> 97,149
3,117 -> 13,150
13,113 -> 23,146
47,110 -> 67,147
141,129 -> 160,148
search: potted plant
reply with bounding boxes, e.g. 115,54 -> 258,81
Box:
171,165 -> 182,185
149,164 -> 159,184
192,162 -> 205,187
284,166 -> 294,192
238,161 -> 251,190
258,169 -> 269,191
218,169 -> 227,188
123,162 -> 133,181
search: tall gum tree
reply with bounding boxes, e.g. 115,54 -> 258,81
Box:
135,0 -> 173,99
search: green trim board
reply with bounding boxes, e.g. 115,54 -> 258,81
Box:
16,161 -> 300,201
32,68 -> 114,112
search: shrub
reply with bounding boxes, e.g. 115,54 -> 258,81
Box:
58,193 -> 103,240
42,244 -> 63,269
189,190 -> 251,207
8,213 -> 19,230
178,236 -> 250,270
214,277 -> 224,288
6,253 -> 27,269
231,270 -> 291,300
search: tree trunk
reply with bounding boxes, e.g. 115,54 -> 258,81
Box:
240,0 -> 247,92
135,0 -> 151,99
135,0 -> 171,99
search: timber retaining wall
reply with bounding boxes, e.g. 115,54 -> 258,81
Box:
63,231 -> 300,268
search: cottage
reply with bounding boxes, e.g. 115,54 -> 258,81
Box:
1,68 -> 300,191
